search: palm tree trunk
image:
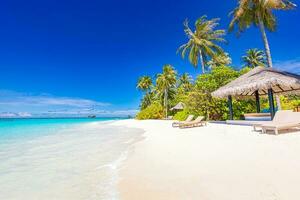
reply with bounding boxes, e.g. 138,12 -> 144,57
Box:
199,49 -> 205,74
258,19 -> 273,69
164,89 -> 168,119
257,14 -> 282,110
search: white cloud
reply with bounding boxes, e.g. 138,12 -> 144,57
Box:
0,112 -> 17,117
0,90 -> 110,108
109,109 -> 139,115
0,112 -> 32,118
0,90 -> 137,118
41,109 -> 138,117
17,112 -> 32,117
274,58 -> 300,74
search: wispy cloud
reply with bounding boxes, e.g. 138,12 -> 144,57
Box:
0,112 -> 32,118
274,58 -> 300,74
40,109 -> 138,117
0,90 -> 137,118
0,90 -> 110,108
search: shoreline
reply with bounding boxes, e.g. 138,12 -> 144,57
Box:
113,119 -> 300,200
0,119 -> 143,200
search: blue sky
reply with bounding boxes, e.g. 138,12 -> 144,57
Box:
0,0 -> 299,117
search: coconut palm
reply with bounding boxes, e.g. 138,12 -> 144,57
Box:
137,76 -> 154,109
178,16 -> 226,74
156,65 -> 177,118
229,0 -> 296,109
136,76 -> 153,92
242,48 -> 266,68
178,73 -> 193,92
140,92 -> 155,110
207,52 -> 232,69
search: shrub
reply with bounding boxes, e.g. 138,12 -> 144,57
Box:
136,102 -> 164,120
173,109 -> 190,121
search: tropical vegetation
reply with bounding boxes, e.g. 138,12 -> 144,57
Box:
177,16 -> 226,74
136,1 -> 298,120
229,0 -> 296,109
242,49 -> 266,68
155,65 -> 177,118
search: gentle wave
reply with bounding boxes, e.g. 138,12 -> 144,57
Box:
0,119 -> 142,200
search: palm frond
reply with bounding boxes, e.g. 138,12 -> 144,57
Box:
178,15 -> 226,72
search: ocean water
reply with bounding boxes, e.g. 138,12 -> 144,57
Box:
0,118 -> 142,200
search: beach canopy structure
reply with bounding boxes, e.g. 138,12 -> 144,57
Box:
212,66 -> 300,120
170,102 -> 185,111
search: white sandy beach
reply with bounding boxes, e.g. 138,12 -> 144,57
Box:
113,119 -> 300,200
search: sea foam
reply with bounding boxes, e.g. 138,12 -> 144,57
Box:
0,119 -> 142,200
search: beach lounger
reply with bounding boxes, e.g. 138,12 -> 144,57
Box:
244,113 -> 271,121
166,116 -> 173,120
253,110 -> 300,134
179,116 -> 206,129
261,122 -> 300,135
172,115 -> 194,127
253,110 -> 292,131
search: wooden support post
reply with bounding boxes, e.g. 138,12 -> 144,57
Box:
228,95 -> 233,120
255,90 -> 260,113
268,89 -> 275,120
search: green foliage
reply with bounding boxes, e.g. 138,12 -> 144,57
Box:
136,65 -> 262,121
136,76 -> 153,92
136,60 -> 300,121
140,92 -> 155,110
229,0 -> 296,34
242,48 -> 266,68
259,95 -> 300,112
207,52 -> 232,69
182,66 -> 258,120
156,65 -> 177,93
173,109 -> 190,121
155,64 -> 177,118
177,15 -> 226,73
232,98 -> 256,119
281,95 -> 300,110
178,73 -> 193,92
182,66 -> 239,120
239,66 -> 251,75
136,102 -> 164,120
136,1 -> 299,121
171,86 -> 189,107
137,76 -> 155,110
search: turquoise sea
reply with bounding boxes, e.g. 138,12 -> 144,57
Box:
0,118 -> 142,200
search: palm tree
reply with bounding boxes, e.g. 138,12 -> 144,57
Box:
178,73 -> 193,92
156,65 -> 177,118
242,48 -> 266,68
140,92 -> 155,110
229,0 -> 296,109
137,76 -> 153,109
136,76 -> 153,92
207,52 -> 232,69
178,16 -> 226,74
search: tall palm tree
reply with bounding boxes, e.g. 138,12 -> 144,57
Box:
156,65 -> 177,118
136,76 -> 153,92
178,73 -> 193,92
207,52 -> 232,69
140,92 -> 155,110
178,16 -> 226,74
137,76 -> 153,109
229,0 -> 296,109
242,48 -> 266,68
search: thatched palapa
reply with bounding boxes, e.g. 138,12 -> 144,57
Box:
212,66 -> 300,98
170,102 -> 185,111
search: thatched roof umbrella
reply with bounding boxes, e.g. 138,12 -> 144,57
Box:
212,66 -> 300,119
170,102 -> 185,111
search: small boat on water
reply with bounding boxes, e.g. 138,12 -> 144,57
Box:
88,115 -> 96,118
